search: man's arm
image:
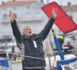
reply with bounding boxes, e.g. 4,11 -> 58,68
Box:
11,20 -> 22,43
9,11 -> 22,43
41,17 -> 55,40
40,8 -> 58,40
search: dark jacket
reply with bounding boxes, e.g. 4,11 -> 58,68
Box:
11,17 -> 55,69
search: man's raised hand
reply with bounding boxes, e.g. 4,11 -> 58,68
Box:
52,8 -> 58,18
9,10 -> 15,22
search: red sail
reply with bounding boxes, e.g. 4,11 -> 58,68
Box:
41,2 -> 77,34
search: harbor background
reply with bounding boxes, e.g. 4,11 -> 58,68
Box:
0,0 -> 77,70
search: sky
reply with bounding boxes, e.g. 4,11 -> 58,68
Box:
0,0 -> 77,6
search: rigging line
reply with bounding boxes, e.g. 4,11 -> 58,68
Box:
0,51 -> 60,60
0,52 -> 44,60
9,53 -> 45,60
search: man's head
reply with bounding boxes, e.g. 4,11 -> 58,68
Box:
22,26 -> 32,37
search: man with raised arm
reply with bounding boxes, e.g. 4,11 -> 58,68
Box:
9,8 -> 57,70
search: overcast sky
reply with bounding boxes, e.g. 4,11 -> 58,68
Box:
0,0 -> 77,6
